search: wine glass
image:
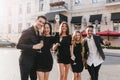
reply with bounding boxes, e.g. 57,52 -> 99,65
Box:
73,60 -> 77,65
37,40 -> 44,53
59,36 -> 62,43
37,29 -> 44,53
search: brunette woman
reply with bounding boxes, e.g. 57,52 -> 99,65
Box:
53,22 -> 71,80
36,22 -> 55,80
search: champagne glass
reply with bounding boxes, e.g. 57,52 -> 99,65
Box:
38,29 -> 44,53
73,60 -> 77,65
59,36 -> 62,43
38,40 -> 43,53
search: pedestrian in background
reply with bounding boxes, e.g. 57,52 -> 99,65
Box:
17,16 -> 47,80
70,30 -> 84,80
53,22 -> 71,80
84,25 -> 110,80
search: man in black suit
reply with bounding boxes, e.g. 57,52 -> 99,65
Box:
84,25 -> 110,80
17,16 -> 47,80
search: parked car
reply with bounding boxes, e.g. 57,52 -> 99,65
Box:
0,39 -> 16,48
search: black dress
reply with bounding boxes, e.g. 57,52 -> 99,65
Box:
57,35 -> 71,64
71,43 -> 84,73
36,36 -> 55,72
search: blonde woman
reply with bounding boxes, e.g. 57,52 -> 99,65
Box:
71,30 -> 84,80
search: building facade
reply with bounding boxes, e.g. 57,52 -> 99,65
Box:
3,0 -> 120,46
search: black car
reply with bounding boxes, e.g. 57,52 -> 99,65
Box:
0,39 -> 16,48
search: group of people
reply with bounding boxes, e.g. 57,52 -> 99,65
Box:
17,15 -> 110,80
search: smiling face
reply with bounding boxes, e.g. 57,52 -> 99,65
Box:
43,23 -> 52,36
75,32 -> 81,41
44,24 -> 50,36
86,26 -> 94,38
35,17 -> 46,30
59,22 -> 69,35
61,23 -> 67,33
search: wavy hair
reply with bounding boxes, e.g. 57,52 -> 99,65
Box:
72,30 -> 83,45
59,21 -> 69,36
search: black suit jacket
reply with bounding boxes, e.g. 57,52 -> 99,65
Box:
84,35 -> 105,60
17,26 -> 40,56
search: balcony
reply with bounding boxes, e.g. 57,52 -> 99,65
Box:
49,1 -> 68,12
106,0 -> 120,6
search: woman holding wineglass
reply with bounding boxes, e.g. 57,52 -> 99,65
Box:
70,30 -> 84,80
53,22 -> 71,80
36,22 -> 55,80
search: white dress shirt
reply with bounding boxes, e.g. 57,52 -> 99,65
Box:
86,36 -> 104,67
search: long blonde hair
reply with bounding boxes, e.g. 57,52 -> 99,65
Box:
71,30 -> 84,58
72,30 -> 83,45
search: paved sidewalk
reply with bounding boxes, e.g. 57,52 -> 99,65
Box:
103,49 -> 120,54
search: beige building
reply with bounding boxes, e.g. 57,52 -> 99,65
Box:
4,0 -> 120,46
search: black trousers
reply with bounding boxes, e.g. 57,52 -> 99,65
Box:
88,64 -> 101,80
19,55 -> 37,80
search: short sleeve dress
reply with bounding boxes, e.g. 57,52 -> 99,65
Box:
57,35 -> 71,64
71,43 -> 84,73
36,36 -> 55,72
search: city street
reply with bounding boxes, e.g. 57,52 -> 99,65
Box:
0,48 -> 120,80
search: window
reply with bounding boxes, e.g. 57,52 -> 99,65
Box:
113,22 -> 119,32
92,0 -> 102,3
19,5 -> 22,15
8,24 -> 12,33
39,0 -> 44,11
97,25 -> 101,32
74,0 -> 81,5
27,2 -> 31,14
59,0 -> 65,1
93,24 -> 101,32
18,23 -> 22,33
74,24 -> 81,30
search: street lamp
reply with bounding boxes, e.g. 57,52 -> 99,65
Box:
83,18 -> 87,29
55,14 -> 60,34
104,16 -> 110,41
104,16 -> 107,25
55,14 -> 60,22
94,20 -> 98,34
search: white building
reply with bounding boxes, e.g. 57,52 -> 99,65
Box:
3,0 -> 120,46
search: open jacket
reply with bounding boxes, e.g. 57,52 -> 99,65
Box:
84,35 -> 105,60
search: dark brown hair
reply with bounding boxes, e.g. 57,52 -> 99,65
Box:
59,21 -> 69,35
43,22 -> 52,35
87,25 -> 94,29
37,15 -> 47,21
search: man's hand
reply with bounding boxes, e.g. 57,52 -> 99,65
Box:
103,39 -> 111,46
32,43 -> 43,50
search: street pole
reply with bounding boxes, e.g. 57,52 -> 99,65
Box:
94,20 -> 98,34
55,14 -> 60,34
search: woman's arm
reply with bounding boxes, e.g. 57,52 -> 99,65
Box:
70,44 -> 75,61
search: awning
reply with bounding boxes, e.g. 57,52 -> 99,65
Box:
89,14 -> 102,24
111,12 -> 120,22
45,12 -> 67,23
71,16 -> 82,24
96,30 -> 120,40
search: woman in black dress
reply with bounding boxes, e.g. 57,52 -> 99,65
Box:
36,22 -> 55,80
71,31 -> 84,80
53,22 -> 71,80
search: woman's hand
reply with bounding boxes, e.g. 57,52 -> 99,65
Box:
71,54 -> 75,61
